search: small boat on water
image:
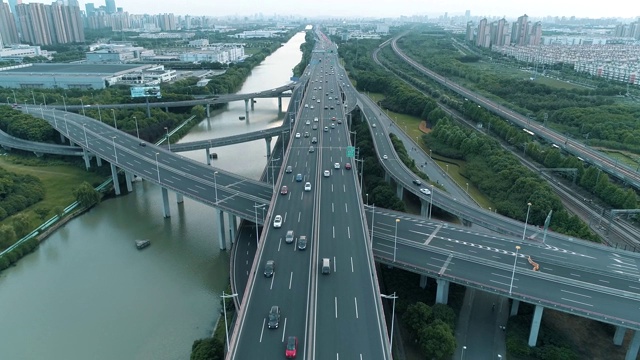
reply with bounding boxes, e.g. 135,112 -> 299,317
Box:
135,239 -> 150,249
238,116 -> 246,120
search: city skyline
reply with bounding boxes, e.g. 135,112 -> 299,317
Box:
12,0 -> 640,20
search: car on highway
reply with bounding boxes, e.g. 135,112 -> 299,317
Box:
304,132 -> 309,138
324,170 -> 330,177
330,123 -> 335,129
420,188 -> 432,195
330,106 -> 334,110
311,137 -> 317,144
309,146 -> 315,153
268,305 -> 280,329
280,185 -> 288,195
314,117 -> 318,122
264,260 -> 275,277
285,336 -> 298,358
295,133 -> 301,138
312,124 -> 318,130
324,106 -> 328,109
413,179 -> 422,186
345,163 -> 351,170
317,99 -> 321,103
310,105 -> 314,109
304,104 -> 308,108
382,155 -> 388,160
273,215 -> 282,228
297,236 -> 307,250
337,119 -> 342,124
331,116 -> 336,121
139,142 -> 146,147
285,230 -> 294,244
334,163 -> 340,169
304,182 -> 311,191
324,127 -> 328,132
305,120 -> 310,125
295,173 -> 303,182
372,123 -> 377,128
286,166 -> 292,173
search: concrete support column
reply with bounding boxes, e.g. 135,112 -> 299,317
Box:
265,136 -> 272,159
124,171 -> 133,192
510,299 -> 520,316
278,96 -> 282,112
161,187 -> 170,218
176,193 -> 184,204
420,199 -> 429,217
419,274 -> 428,289
110,163 -> 121,196
83,149 -> 91,170
244,99 -> 250,121
227,212 -> 237,245
165,106 -> 169,113
384,171 -> 390,183
435,278 -> 450,304
251,98 -> 255,110
625,330 -> 640,360
206,103 -> 210,118
396,183 -> 403,200
96,156 -> 102,167
528,305 -> 544,346
206,148 -> 211,165
614,326 -> 627,346
60,133 -> 66,143
217,208 -> 226,250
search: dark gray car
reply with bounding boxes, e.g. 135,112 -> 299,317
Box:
268,305 -> 280,329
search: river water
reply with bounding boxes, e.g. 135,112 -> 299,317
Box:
0,32 -> 305,360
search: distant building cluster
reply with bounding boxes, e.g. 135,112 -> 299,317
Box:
466,14 -> 541,48
614,21 -> 640,40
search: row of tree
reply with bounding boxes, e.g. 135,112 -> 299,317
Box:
293,31 -> 316,77
0,167 -> 45,224
403,302 -> 457,359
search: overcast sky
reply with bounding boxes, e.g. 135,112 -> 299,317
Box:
22,0 -> 640,20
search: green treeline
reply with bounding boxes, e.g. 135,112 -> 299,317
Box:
0,167 -> 45,222
293,31 -> 316,77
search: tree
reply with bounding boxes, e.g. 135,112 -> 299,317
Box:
12,213 -> 31,238
0,224 -> 17,246
190,337 -> 223,360
418,320 -> 456,360
402,302 -> 432,334
74,182 -> 100,208
431,303 -> 456,329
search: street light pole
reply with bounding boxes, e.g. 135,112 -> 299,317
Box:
214,171 -> 219,205
82,124 -> 88,148
63,114 -> 69,134
165,127 -> 171,150
522,202 -> 532,241
429,185 -> 434,220
394,219 -> 400,262
370,203 -> 375,242
221,291 -> 238,353
155,153 -> 160,183
80,98 -> 86,116
461,345 -> 466,360
366,193 -> 369,206
11,90 -> 17,104
380,292 -> 398,354
466,183 -> 469,194
62,95 -> 67,111
111,109 -> 117,129
42,94 -> 47,108
254,203 -> 265,247
133,116 -> 140,138
509,245 -> 521,295
112,136 -> 118,163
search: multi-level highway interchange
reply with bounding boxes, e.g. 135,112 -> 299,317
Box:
3,30 -> 640,360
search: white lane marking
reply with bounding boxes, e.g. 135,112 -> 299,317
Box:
259,318 -> 266,342
289,272 -> 293,290
561,298 -> 593,307
561,289 -> 591,298
278,238 -> 282,252
332,203 -> 334,213
298,212 -> 301,223
270,273 -> 275,290
187,187 -> 199,193
335,297 -> 338,318
345,203 -> 348,213
570,273 -> 581,277
334,256 -> 337,273
281,318 -> 287,343
351,257 -> 354,272
343,184 -> 346,192
347,226 -> 351,239
354,297 -> 359,319
333,226 -> 335,239
284,212 -> 288,223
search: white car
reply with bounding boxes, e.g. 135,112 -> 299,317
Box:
273,215 -> 283,228
310,105 -> 314,109
295,133 -> 301,138
306,120 -> 311,125
382,155 -> 388,160
305,104 -> 309,108
314,117 -> 319,122
334,163 -> 340,169
317,99 -> 321,103
420,188 -> 431,196
304,182 -> 312,191
372,123 -> 377,128
324,170 -> 330,177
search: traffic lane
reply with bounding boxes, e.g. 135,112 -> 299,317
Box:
382,240 -> 640,328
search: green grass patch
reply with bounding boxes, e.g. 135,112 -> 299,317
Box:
600,150 -> 640,168
0,155 -> 106,236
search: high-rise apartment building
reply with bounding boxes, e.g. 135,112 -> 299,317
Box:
476,18 -> 487,47
529,22 -> 542,45
85,2 -> 96,17
157,13 -> 176,31
0,1 -> 20,45
15,2 -> 84,45
105,0 -> 116,14
511,14 -> 529,46
490,18 -> 508,47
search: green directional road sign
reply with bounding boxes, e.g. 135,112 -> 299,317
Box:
346,146 -> 355,158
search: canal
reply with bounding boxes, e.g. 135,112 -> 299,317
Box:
0,31 -> 305,360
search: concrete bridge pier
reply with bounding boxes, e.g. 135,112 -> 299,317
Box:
217,209 -> 226,250
124,171 -> 133,192
265,136 -> 272,159
227,213 -> 237,245
614,326 -> 627,346
625,330 -> 640,360
96,156 -> 102,167
60,133 -> 66,144
278,96 -> 282,112
176,193 -> 184,204
420,199 -> 429,217
384,171 -> 390,183
206,104 -> 210,119
396,183 -> 403,200
251,98 -> 255,111
244,99 -> 250,121
161,187 -> 170,218
82,149 -> 90,169
110,163 -> 121,195
510,299 -> 520,316
33,151 -> 43,158
528,305 -> 544,346
435,278 -> 450,304
206,148 -> 211,165
419,274 -> 428,289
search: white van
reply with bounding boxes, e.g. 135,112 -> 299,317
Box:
322,258 -> 331,274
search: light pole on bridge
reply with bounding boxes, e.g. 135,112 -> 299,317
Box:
165,127 -> 171,150
83,123 -> 88,148
522,202 -> 532,241
214,171 -> 219,205
155,152 -> 160,183
111,136 -> 118,163
221,291 -> 238,354
380,292 -> 398,355
394,218 -> 400,262
133,116 -> 140,138
254,203 -> 266,248
111,109 -> 117,130
509,245 -> 521,295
